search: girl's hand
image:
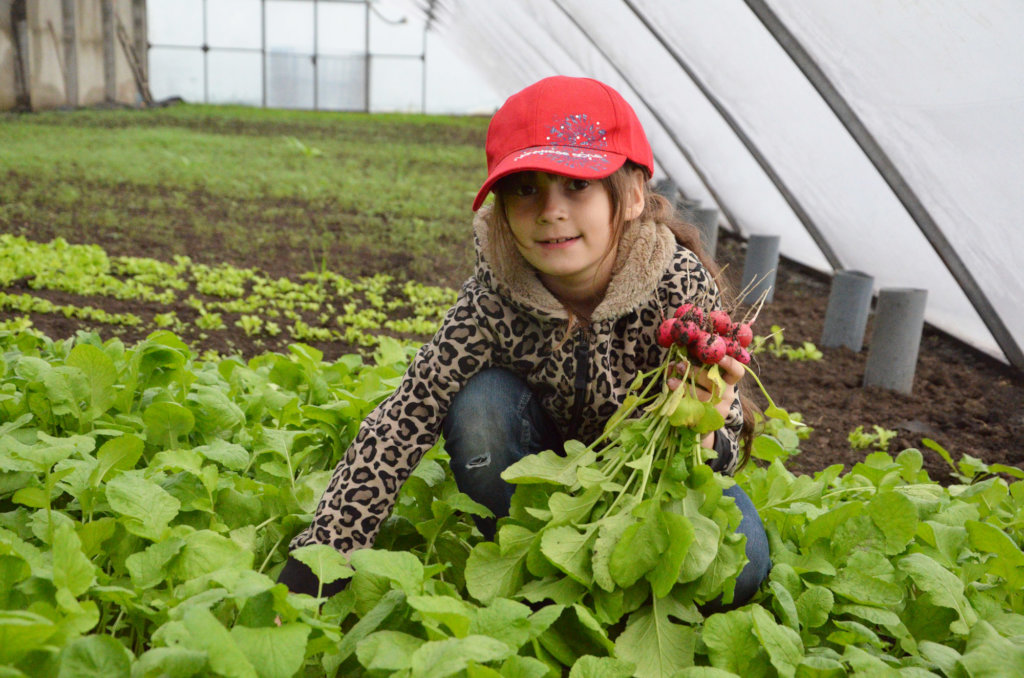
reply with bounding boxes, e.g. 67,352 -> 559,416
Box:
667,356 -> 744,447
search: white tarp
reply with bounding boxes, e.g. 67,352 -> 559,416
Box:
420,0 -> 1024,367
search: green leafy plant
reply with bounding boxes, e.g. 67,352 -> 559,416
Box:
0,328 -> 1023,676
848,424 -> 899,452
752,325 -> 824,361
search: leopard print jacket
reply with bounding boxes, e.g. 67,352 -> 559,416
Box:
288,208 -> 743,558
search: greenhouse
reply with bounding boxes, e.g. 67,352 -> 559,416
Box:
1,1 -> 1022,676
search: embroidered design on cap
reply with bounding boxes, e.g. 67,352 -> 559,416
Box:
511,114 -> 611,171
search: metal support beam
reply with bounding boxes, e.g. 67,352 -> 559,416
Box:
313,0 -> 319,110
61,0 -> 77,106
622,0 -> 842,270
550,0 -> 746,237
744,0 -> 1023,369
261,0 -> 267,108
11,0 -> 31,110
101,0 -> 116,102
132,0 -> 147,84
364,0 -> 370,111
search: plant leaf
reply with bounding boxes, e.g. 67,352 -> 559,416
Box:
229,623 -> 311,678
290,543 -> 354,587
541,525 -> 597,585
614,595 -> 696,678
898,552 -> 978,634
56,635 -> 131,678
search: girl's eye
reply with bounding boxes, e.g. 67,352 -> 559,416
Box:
509,182 -> 537,197
566,179 -> 590,191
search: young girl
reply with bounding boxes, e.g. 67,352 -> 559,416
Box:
278,75 -> 770,607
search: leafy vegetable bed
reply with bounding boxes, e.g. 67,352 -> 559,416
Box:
1,329 -> 1022,677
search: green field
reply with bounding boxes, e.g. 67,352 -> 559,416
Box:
1,105 -> 489,358
1,105 -> 1023,678
1,105 -> 487,287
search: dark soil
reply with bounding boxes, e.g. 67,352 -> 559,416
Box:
714,233 -> 1024,484
6,218 -> 1023,483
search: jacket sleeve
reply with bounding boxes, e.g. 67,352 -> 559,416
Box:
278,282 -> 495,593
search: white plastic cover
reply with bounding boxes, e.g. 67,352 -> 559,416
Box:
417,0 -> 1024,367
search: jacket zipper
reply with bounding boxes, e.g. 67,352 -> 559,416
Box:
566,331 -> 590,440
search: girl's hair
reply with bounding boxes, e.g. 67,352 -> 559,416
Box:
489,163 -> 757,468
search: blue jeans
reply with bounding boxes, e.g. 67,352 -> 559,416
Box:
443,367 -> 771,608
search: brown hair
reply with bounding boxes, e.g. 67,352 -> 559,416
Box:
489,163 -> 758,467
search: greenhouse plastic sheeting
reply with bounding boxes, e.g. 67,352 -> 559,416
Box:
414,0 -> 1024,368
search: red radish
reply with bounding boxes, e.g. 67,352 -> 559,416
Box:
724,337 -> 742,359
689,328 -> 711,349
733,347 -> 751,365
708,310 -> 732,335
673,303 -> 695,319
733,322 -> 753,348
694,334 -> 727,364
672,319 -> 699,346
673,303 -> 704,326
657,319 -> 676,348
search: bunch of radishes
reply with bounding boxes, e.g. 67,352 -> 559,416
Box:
656,303 -> 754,365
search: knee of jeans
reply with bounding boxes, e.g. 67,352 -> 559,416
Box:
444,368 -> 523,469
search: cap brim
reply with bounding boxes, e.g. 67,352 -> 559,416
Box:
472,145 -> 629,211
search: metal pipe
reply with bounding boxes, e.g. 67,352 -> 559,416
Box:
102,0 -> 116,102
313,0 -> 319,110
202,0 -> 209,103
261,0 -> 267,107
621,0 -> 841,270
550,0 -> 746,237
364,0 -> 370,112
744,0 -> 1023,369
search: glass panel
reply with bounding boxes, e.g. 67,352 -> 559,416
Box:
207,0 -> 262,50
266,52 -> 315,109
148,0 -> 203,46
369,56 -> 422,112
148,47 -> 205,102
266,0 -> 314,54
318,2 -> 367,55
317,53 -> 366,111
208,50 -> 263,106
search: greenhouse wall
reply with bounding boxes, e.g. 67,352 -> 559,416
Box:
0,0 -> 147,110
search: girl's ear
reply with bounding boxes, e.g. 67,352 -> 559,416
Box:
623,170 -> 646,222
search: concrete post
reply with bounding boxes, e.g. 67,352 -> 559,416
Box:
821,270 -> 874,351
863,288 -> 928,394
692,207 -> 719,259
740,234 -> 781,304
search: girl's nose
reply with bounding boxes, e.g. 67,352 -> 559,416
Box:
537,185 -> 568,223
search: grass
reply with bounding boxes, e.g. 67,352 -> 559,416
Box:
0,104 -> 489,286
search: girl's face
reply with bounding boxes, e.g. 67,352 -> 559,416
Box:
501,171 -> 643,301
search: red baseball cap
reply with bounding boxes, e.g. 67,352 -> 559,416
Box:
472,76 -> 654,211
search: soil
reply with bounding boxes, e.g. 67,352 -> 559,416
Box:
713,233 -> 1024,484
6,221 -> 1023,484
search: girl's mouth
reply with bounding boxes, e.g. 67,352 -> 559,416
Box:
539,235 -> 581,248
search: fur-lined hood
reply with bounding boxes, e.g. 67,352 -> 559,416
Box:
287,203 -> 741,567
472,205 -> 679,323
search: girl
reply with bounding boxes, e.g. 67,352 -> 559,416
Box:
278,75 -> 770,607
